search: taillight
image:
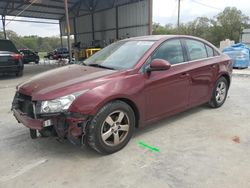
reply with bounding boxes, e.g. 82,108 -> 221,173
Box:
11,53 -> 22,61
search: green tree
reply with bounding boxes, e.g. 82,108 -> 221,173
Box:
216,7 -> 249,42
153,23 -> 168,34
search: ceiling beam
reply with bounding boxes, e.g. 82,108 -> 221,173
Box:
0,18 -> 58,24
0,0 -> 67,10
3,8 -> 65,16
60,0 -> 91,21
8,0 -> 29,14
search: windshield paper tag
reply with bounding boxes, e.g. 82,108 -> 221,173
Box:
136,41 -> 154,46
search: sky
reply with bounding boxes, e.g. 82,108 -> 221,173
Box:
1,0 -> 250,37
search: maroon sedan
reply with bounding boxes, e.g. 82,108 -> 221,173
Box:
12,35 -> 232,154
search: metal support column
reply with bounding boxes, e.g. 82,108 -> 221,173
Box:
115,6 -> 119,39
177,0 -> 181,33
91,13 -> 95,41
59,20 -> 63,48
73,17 -> 77,44
148,0 -> 153,35
2,15 -> 7,39
64,0 -> 72,62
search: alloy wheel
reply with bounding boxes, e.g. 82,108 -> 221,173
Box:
101,110 -> 130,146
215,81 -> 227,103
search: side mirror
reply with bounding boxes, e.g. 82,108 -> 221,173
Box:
146,59 -> 171,72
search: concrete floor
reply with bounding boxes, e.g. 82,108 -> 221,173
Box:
0,64 -> 250,188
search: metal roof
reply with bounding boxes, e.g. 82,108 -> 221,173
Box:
0,0 -> 143,21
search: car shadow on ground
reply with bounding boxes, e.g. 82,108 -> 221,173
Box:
9,104 -> 212,159
134,104 -> 211,137
0,74 -> 20,80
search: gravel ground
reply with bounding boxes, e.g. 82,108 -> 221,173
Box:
0,64 -> 250,188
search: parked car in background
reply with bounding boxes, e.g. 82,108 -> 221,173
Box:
12,35 -> 232,154
19,49 -> 40,64
223,43 -> 250,68
55,47 -> 69,59
0,39 -> 23,76
44,51 -> 54,60
45,47 -> 69,60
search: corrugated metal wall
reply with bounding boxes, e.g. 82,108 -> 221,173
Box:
60,0 -> 151,48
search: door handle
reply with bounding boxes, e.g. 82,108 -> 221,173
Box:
179,73 -> 190,78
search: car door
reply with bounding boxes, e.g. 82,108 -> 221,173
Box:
144,39 -> 191,121
22,50 -> 29,63
29,51 -> 36,62
184,39 -> 218,106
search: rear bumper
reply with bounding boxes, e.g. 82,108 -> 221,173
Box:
13,109 -> 43,130
0,65 -> 22,73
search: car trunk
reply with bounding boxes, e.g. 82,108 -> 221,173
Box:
0,51 -> 19,66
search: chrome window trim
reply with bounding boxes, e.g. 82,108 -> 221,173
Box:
171,55 -> 220,67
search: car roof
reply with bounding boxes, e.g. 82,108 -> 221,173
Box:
121,35 -> 170,41
123,35 -> 209,42
122,35 -> 220,53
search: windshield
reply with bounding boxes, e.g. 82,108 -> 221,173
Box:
84,40 -> 155,70
0,40 -> 18,53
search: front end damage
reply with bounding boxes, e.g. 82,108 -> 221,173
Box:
12,92 -> 91,145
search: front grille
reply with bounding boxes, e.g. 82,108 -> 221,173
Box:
13,92 -> 35,118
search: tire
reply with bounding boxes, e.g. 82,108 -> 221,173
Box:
209,77 -> 228,108
30,129 -> 37,139
16,70 -> 23,77
87,100 -> 135,154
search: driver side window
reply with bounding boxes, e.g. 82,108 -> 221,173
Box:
152,39 -> 184,65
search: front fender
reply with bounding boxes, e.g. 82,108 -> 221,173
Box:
68,75 -> 145,117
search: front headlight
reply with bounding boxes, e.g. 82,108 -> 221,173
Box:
40,90 -> 88,113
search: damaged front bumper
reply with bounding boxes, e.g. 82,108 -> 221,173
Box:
12,93 -> 91,145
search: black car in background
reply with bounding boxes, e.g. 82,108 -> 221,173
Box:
0,39 -> 23,77
19,49 -> 39,64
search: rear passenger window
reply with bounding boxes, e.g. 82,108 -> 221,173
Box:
152,39 -> 184,65
186,39 -> 207,61
206,45 -> 214,57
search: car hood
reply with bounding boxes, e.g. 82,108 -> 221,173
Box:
18,64 -> 117,100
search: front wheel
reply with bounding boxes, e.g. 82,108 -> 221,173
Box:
30,129 -> 37,139
209,77 -> 229,108
87,100 -> 135,154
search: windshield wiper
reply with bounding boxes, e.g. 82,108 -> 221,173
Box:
81,61 -> 87,66
88,64 -> 116,70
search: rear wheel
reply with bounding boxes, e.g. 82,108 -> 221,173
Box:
209,77 -> 228,108
87,100 -> 135,154
16,70 -> 23,77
